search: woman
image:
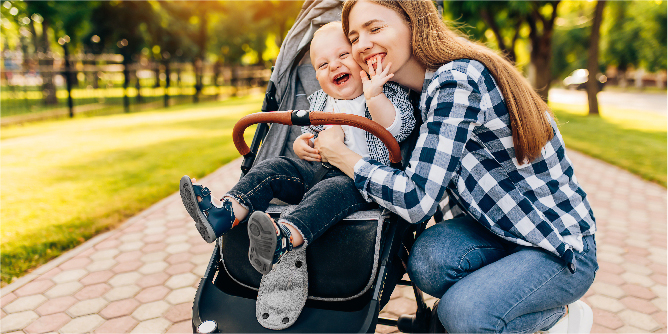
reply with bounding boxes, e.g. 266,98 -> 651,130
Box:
314,1 -> 598,333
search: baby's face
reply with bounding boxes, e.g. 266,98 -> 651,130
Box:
311,28 -> 364,100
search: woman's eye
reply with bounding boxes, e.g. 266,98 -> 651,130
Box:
371,27 -> 381,33
349,37 -> 358,44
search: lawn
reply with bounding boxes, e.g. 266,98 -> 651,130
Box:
550,102 -> 667,186
1,94 -> 261,285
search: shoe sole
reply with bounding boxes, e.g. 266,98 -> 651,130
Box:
248,211 -> 277,275
180,175 -> 217,243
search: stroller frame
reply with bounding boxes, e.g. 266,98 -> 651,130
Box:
191,1 -> 448,331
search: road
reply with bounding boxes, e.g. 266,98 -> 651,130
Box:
549,88 -> 667,115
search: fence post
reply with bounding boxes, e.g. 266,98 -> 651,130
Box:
62,44 -> 74,118
164,58 -> 170,108
123,56 -> 130,113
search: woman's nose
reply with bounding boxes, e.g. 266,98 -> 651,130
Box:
355,34 -> 373,55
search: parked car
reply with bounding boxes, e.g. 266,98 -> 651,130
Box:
563,69 -> 607,91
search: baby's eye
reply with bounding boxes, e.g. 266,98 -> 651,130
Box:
318,62 -> 328,69
339,52 -> 349,58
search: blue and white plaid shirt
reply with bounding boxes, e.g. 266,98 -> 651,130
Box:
353,59 -> 596,271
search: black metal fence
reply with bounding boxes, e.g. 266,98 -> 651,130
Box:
1,52 -> 271,125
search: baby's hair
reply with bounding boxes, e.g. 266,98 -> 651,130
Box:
310,21 -> 344,64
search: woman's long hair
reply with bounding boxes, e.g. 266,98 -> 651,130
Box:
342,0 -> 554,164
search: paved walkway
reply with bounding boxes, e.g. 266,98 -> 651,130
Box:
1,150 -> 666,333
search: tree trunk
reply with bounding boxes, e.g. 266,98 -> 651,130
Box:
41,20 -> 58,105
527,1 -> 560,101
587,0 -> 605,116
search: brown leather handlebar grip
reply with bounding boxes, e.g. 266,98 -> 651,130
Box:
232,111 -> 402,164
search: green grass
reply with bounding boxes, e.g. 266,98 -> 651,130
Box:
1,94 -> 261,285
550,102 -> 667,186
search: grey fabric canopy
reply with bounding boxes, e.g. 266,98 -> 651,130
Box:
255,0 -> 344,164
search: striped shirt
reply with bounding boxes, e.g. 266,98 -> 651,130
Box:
353,59 -> 596,272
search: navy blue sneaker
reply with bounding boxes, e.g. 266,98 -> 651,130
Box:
247,211 -> 294,275
180,175 -> 236,243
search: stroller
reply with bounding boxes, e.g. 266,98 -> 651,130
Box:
192,1 -> 443,332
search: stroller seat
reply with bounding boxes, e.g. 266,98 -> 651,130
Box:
222,204 -> 387,301
192,204 -> 410,333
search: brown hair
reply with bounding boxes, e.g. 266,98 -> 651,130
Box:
342,0 -> 553,163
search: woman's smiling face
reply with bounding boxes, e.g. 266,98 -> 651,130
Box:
346,1 -> 413,79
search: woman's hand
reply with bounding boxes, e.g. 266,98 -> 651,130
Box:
293,133 -> 321,162
315,125 -> 361,178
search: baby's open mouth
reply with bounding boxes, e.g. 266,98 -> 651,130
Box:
333,73 -> 350,85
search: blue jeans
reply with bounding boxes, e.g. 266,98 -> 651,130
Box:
227,157 -> 373,245
407,215 -> 598,333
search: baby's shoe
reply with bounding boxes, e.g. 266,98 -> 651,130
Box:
180,175 -> 237,243
247,211 -> 293,275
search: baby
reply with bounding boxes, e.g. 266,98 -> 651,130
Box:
179,21 -> 415,276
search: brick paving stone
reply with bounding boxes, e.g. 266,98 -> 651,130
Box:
165,243 -> 190,254
165,234 -> 189,244
74,283 -> 112,300
108,272 -> 142,287
44,281 -> 83,299
1,310 -> 39,332
100,298 -> 141,319
651,285 -> 667,298
94,239 -> 121,250
14,280 -> 55,297
652,273 -> 668,285
592,308 -> 624,330
120,232 -> 144,242
650,263 -> 668,275
138,261 -> 169,275
74,247 -> 96,259
163,303 -> 191,323
140,251 -> 168,263
166,227 -> 188,236
135,286 -> 171,303
136,272 -> 170,288
622,284 -> 658,300
132,300 -> 170,321
51,269 -> 87,284
94,315 -> 138,333
104,285 -> 141,301
166,253 -> 192,265
193,264 -> 207,277
39,267 -> 62,280
80,270 -> 114,286
190,254 -> 211,265
590,324 -> 616,333
23,312 -> 71,334
115,250 -> 143,263
67,297 -> 109,317
652,298 -> 667,312
597,261 -> 625,275
166,262 -> 195,275
165,273 -> 198,289
165,287 -> 196,305
60,314 -> 105,334
143,234 -> 167,244
90,249 -> 120,261
590,281 -> 625,299
587,295 -> 625,313
621,296 -> 660,314
86,259 -> 117,272
621,272 -> 656,288
130,317 -> 171,333
617,309 -> 662,332
59,257 -> 92,271
166,320 -> 192,333
4,294 -> 48,313
119,241 -> 145,252
112,261 -> 143,274
624,245 -> 651,257
35,296 -> 78,316
595,272 -> 625,286
141,243 -> 166,253
621,262 -> 653,276
653,311 -> 667,330
189,244 -> 213,255
143,226 -> 166,235
1,292 -> 17,307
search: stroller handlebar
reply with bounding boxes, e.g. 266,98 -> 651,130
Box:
233,110 -> 402,164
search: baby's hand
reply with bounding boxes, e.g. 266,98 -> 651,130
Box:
361,55 -> 394,100
293,133 -> 321,162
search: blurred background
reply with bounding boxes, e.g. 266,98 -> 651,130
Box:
1,1 -> 665,123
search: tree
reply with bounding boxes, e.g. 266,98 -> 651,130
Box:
586,1 -> 605,116
445,1 -> 561,100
